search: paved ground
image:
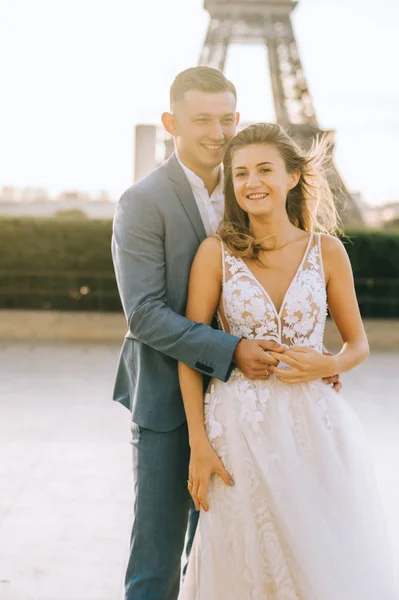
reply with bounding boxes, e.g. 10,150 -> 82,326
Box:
0,342 -> 398,600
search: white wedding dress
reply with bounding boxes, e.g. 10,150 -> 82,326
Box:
180,233 -> 395,600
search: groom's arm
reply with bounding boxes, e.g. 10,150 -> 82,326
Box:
112,186 -> 240,382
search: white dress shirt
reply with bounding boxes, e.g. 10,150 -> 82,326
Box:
176,155 -> 224,236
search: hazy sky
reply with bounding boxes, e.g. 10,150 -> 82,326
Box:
1,0 -> 398,205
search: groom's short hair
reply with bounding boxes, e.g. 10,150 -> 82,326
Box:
170,66 -> 237,110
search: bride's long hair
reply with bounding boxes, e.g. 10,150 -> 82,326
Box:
219,123 -> 341,260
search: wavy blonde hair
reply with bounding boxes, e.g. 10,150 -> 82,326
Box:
219,122 -> 341,259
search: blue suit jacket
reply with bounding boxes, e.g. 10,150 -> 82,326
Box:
111,153 -> 240,432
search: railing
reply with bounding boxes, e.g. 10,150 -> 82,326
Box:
0,271 -> 399,317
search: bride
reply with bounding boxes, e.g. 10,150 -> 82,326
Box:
178,123 -> 395,599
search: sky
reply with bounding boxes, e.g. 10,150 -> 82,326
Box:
0,0 -> 398,206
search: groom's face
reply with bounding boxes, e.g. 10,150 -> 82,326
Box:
170,89 -> 239,171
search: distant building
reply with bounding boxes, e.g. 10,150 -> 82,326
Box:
380,202 -> 399,223
359,198 -> 399,229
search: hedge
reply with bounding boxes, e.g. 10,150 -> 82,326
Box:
0,217 -> 118,312
0,217 -> 398,316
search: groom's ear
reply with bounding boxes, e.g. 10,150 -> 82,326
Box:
235,112 -> 240,126
161,112 -> 177,136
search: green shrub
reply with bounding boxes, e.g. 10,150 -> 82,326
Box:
340,230 -> 399,318
0,217 -> 398,316
341,230 -> 398,278
0,217 -> 118,311
54,209 -> 89,220
0,216 -> 113,270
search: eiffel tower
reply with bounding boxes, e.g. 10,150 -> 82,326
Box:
199,0 -> 363,227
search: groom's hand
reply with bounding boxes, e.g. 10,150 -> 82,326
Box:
233,339 -> 286,380
322,350 -> 342,392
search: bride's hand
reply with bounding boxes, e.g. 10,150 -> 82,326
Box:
269,347 -> 338,384
188,438 -> 234,512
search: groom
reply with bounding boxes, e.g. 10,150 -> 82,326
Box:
112,67 -> 339,600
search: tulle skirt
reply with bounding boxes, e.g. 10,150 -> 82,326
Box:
179,371 -> 395,600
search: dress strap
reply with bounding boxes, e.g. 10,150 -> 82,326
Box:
316,233 -> 326,284
215,236 -> 229,334
220,239 -> 227,290
214,234 -> 227,288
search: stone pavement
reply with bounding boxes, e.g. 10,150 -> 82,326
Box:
0,342 -> 398,600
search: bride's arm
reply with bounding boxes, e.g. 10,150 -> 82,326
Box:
178,237 -> 233,511
270,234 -> 369,383
322,234 -> 369,373
178,236 -> 223,445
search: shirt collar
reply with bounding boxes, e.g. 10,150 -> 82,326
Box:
176,154 -> 224,201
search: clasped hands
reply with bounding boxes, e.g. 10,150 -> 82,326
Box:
233,338 -> 342,392
268,346 -> 339,387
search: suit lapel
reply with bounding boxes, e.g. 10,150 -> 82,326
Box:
164,153 -> 207,243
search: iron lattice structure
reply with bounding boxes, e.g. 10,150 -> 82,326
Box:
200,0 -> 363,227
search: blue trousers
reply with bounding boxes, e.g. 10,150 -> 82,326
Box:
125,422 -> 199,600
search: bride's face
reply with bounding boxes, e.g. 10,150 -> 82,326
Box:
231,143 -> 299,218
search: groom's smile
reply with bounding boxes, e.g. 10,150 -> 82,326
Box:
199,140 -> 227,160
201,142 -> 225,151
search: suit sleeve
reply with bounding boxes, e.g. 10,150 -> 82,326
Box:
111,187 -> 240,382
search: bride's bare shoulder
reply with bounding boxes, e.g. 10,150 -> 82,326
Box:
197,235 -> 223,257
192,235 -> 223,270
319,234 -> 352,280
319,233 -> 347,257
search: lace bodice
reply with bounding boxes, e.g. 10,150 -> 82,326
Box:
217,233 -> 327,352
